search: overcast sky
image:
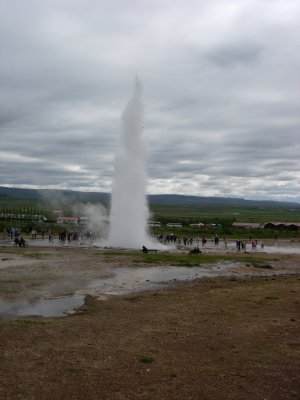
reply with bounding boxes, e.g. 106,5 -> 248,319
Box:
1,0 -> 299,203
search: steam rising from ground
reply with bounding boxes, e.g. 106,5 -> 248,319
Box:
77,203 -> 109,237
108,79 -> 154,248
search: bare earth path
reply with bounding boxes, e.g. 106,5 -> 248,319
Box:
0,244 -> 299,399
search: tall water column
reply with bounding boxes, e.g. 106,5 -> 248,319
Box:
108,78 -> 152,248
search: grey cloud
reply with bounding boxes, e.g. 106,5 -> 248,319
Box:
207,43 -> 263,68
1,0 -> 300,202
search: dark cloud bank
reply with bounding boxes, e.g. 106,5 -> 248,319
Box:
1,0 -> 299,203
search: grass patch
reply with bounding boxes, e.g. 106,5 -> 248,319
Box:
99,250 -> 278,268
265,294 -> 279,300
207,366 -> 219,374
254,264 -> 273,269
137,252 -> 276,267
138,356 -> 154,364
139,253 -> 216,266
140,253 -> 207,266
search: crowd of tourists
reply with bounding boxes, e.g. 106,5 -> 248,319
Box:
4,226 -> 101,244
157,233 -> 221,247
155,232 -> 263,252
4,226 -> 262,252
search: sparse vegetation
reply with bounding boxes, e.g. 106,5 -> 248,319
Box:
136,252 -> 278,267
138,356 -> 154,364
265,294 -> 279,300
254,264 -> 273,269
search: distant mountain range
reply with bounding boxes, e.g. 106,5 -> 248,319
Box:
0,186 -> 110,204
148,194 -> 300,208
0,186 -> 299,209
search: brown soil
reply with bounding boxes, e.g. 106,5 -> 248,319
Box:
0,246 -> 299,400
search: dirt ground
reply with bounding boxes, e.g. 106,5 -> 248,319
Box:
0,245 -> 299,400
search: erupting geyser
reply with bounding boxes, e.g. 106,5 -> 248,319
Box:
108,78 -> 153,248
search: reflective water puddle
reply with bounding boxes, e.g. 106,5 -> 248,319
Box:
0,260 -> 294,318
0,263 -> 233,318
0,293 -> 85,318
86,264 -> 230,295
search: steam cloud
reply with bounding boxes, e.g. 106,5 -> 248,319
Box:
78,203 -> 109,237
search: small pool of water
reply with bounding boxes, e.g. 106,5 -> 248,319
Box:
0,293 -> 85,318
86,264 -> 230,295
262,246 -> 300,254
0,263 -> 232,318
0,260 -> 295,319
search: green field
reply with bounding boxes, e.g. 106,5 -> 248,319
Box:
151,204 -> 300,224
1,188 -> 300,239
150,204 -> 300,239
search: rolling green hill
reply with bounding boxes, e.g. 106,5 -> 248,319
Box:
1,186 -> 300,224
1,186 -> 299,208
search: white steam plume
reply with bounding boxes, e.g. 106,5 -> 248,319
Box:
108,78 -> 154,248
